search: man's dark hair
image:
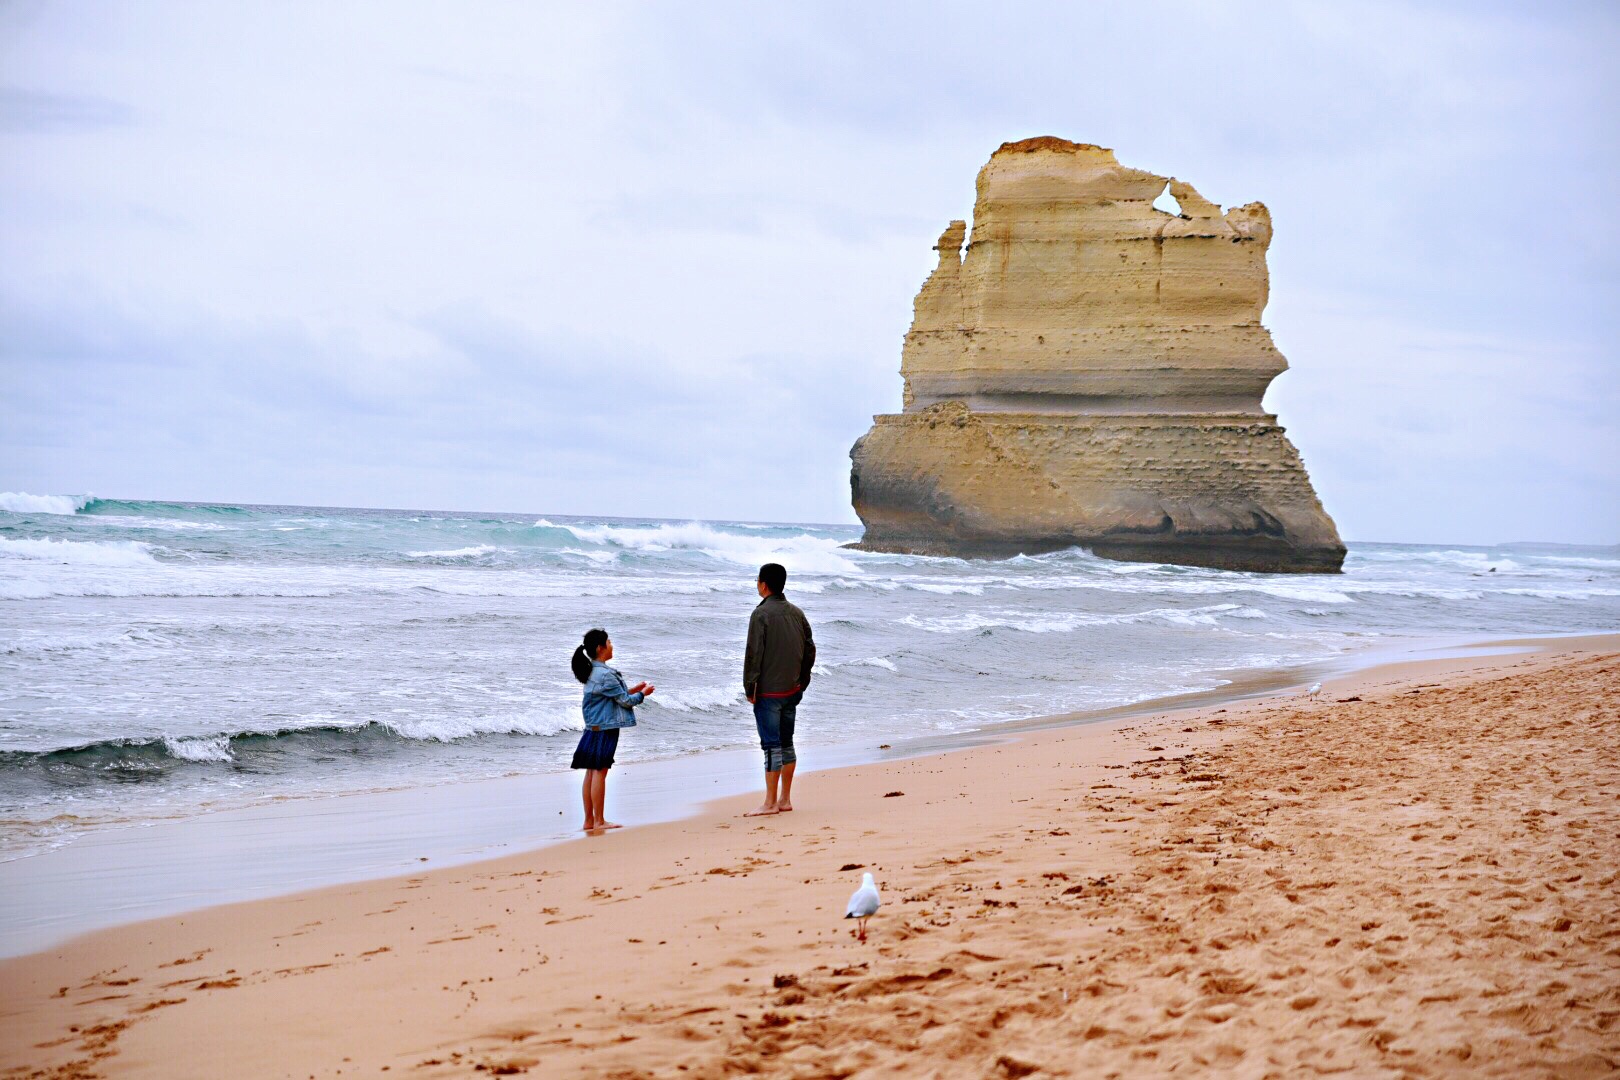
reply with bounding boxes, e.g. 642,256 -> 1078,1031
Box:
758,562 -> 787,595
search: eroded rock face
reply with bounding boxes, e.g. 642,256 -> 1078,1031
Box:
850,137 -> 1345,573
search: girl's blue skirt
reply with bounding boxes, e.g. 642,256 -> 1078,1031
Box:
570,727 -> 619,771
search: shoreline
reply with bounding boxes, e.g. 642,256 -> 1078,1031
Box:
1,633 -> 1615,1077
0,631 -> 1583,960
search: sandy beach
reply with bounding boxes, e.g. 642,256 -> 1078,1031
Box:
3,635 -> 1616,1078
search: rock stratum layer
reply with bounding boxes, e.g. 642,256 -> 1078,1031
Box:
850,137 -> 1345,573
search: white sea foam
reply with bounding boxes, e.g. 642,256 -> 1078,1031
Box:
828,577 -> 894,591
1155,604 -> 1270,626
1525,554 -> 1620,569
647,684 -> 742,712
1106,578 -> 1357,604
553,520 -> 862,575
0,571 -> 734,602
0,492 -> 92,515
0,536 -> 158,566
559,547 -> 619,564
92,515 -> 232,532
817,655 -> 899,672
1498,586 -> 1620,600
162,735 -> 234,762
824,575 -> 993,596
908,581 -> 987,595
2,627 -> 171,656
0,578 -> 340,602
403,545 -> 503,559
897,611 -> 1080,634
0,553 -> 753,601
383,711 -> 581,742
898,603 -> 1269,635
1355,548 -> 1524,573
833,567 -> 1360,604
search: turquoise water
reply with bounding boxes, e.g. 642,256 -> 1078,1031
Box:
3,493 -> 1617,859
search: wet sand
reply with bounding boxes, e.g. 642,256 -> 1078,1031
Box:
2,635 -> 1616,1078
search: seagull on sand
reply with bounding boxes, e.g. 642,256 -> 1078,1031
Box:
845,872 -> 881,942
1307,681 -> 1323,697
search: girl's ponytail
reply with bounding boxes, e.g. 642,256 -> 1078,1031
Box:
571,627 -> 609,683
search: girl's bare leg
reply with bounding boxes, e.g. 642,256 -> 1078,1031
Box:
581,770 -> 598,830
592,771 -> 622,829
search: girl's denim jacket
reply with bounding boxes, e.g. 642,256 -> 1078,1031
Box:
582,661 -> 642,730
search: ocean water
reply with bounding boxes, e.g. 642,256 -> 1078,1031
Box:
2,493 -> 1617,861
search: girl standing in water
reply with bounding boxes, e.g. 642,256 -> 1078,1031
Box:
570,628 -> 653,832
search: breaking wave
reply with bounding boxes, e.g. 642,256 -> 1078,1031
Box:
0,492 -> 95,515
647,683 -> 744,712
543,519 -> 861,575
162,735 -> 234,762
403,545 -> 505,560
0,536 -> 159,567
3,712 -> 585,777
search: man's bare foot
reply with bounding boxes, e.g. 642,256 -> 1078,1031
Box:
600,821 -> 623,829
743,805 -> 779,817
777,801 -> 794,812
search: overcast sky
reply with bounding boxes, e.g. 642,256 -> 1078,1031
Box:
3,1 -> 1616,544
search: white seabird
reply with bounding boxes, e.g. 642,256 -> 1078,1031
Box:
845,871 -> 881,942
1307,682 -> 1323,697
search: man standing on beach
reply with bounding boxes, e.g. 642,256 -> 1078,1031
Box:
743,562 -> 815,817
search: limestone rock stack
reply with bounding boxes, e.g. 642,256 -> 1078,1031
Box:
849,137 -> 1345,573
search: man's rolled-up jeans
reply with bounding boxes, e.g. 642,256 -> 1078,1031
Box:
752,691 -> 801,773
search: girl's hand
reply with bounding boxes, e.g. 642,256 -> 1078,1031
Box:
641,684 -> 655,696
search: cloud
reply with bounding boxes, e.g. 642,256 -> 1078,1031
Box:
0,87 -> 133,134
0,1 -> 1615,542
1266,298 -> 1619,543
